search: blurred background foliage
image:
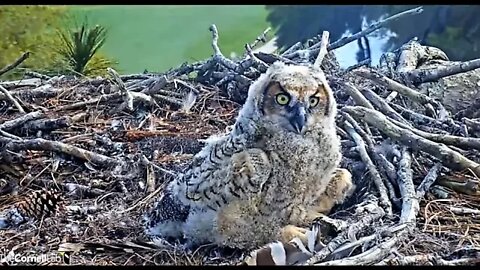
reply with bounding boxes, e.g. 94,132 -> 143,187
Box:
0,5 -> 117,80
0,5 -> 478,79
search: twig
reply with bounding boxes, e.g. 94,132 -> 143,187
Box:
313,31 -> 330,68
315,235 -> 400,265
343,106 -> 480,176
280,42 -> 301,56
0,85 -> 25,113
355,67 -> 451,122
462,117 -> 480,132
318,147 -> 420,266
0,84 -> 61,101
344,122 -> 392,215
326,223 -> 407,260
21,117 -> 71,133
248,27 -> 271,50
448,206 -> 480,215
416,163 -> 442,199
0,52 -> 30,77
391,103 -> 461,131
351,82 -> 410,125
328,6 -> 423,50
245,44 -> 269,72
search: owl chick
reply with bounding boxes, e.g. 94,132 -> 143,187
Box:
143,61 -> 354,250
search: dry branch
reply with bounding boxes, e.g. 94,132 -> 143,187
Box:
3,138 -> 119,168
0,85 -> 25,113
342,112 -> 400,205
313,31 -> 330,67
0,52 -> 30,77
248,27 -> 271,51
343,106 -> 480,176
0,111 -> 43,130
416,163 -> 442,199
306,198 -> 386,265
406,58 -> 480,84
378,254 -> 480,266
337,81 -> 375,109
209,24 -> 238,70
328,6 -> 423,50
344,122 -> 392,215
397,147 -> 418,226
354,67 -> 435,106
389,117 -> 480,150
0,84 -> 62,101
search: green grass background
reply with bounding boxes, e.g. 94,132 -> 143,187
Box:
70,5 -> 271,74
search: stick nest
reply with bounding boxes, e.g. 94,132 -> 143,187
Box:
1,7 -> 480,265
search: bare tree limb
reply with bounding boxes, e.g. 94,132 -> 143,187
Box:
343,106 -> 480,176
344,122 -> 393,215
209,24 -> 238,70
416,163 -> 442,199
0,52 -> 30,77
0,111 -> 43,130
406,58 -> 480,84
337,81 -> 375,109
248,27 -> 271,50
354,67 -> 435,106
3,138 -> 119,168
388,117 -> 480,150
328,7 -> 423,51
313,31 -> 330,68
397,147 -> 418,226
0,85 -> 25,113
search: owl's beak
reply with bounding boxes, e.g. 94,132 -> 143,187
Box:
289,105 -> 307,134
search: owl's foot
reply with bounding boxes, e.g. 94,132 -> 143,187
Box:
279,224 -> 324,252
315,168 -> 354,215
279,225 -> 308,244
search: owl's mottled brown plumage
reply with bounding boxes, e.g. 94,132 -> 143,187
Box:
143,61 -> 354,251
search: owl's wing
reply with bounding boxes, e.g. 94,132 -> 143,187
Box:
174,145 -> 272,211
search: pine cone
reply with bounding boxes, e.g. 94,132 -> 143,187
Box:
0,189 -> 63,229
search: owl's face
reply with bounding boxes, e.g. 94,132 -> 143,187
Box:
252,62 -> 335,135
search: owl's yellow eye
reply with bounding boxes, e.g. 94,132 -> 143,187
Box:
276,93 -> 290,106
309,97 -> 320,107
